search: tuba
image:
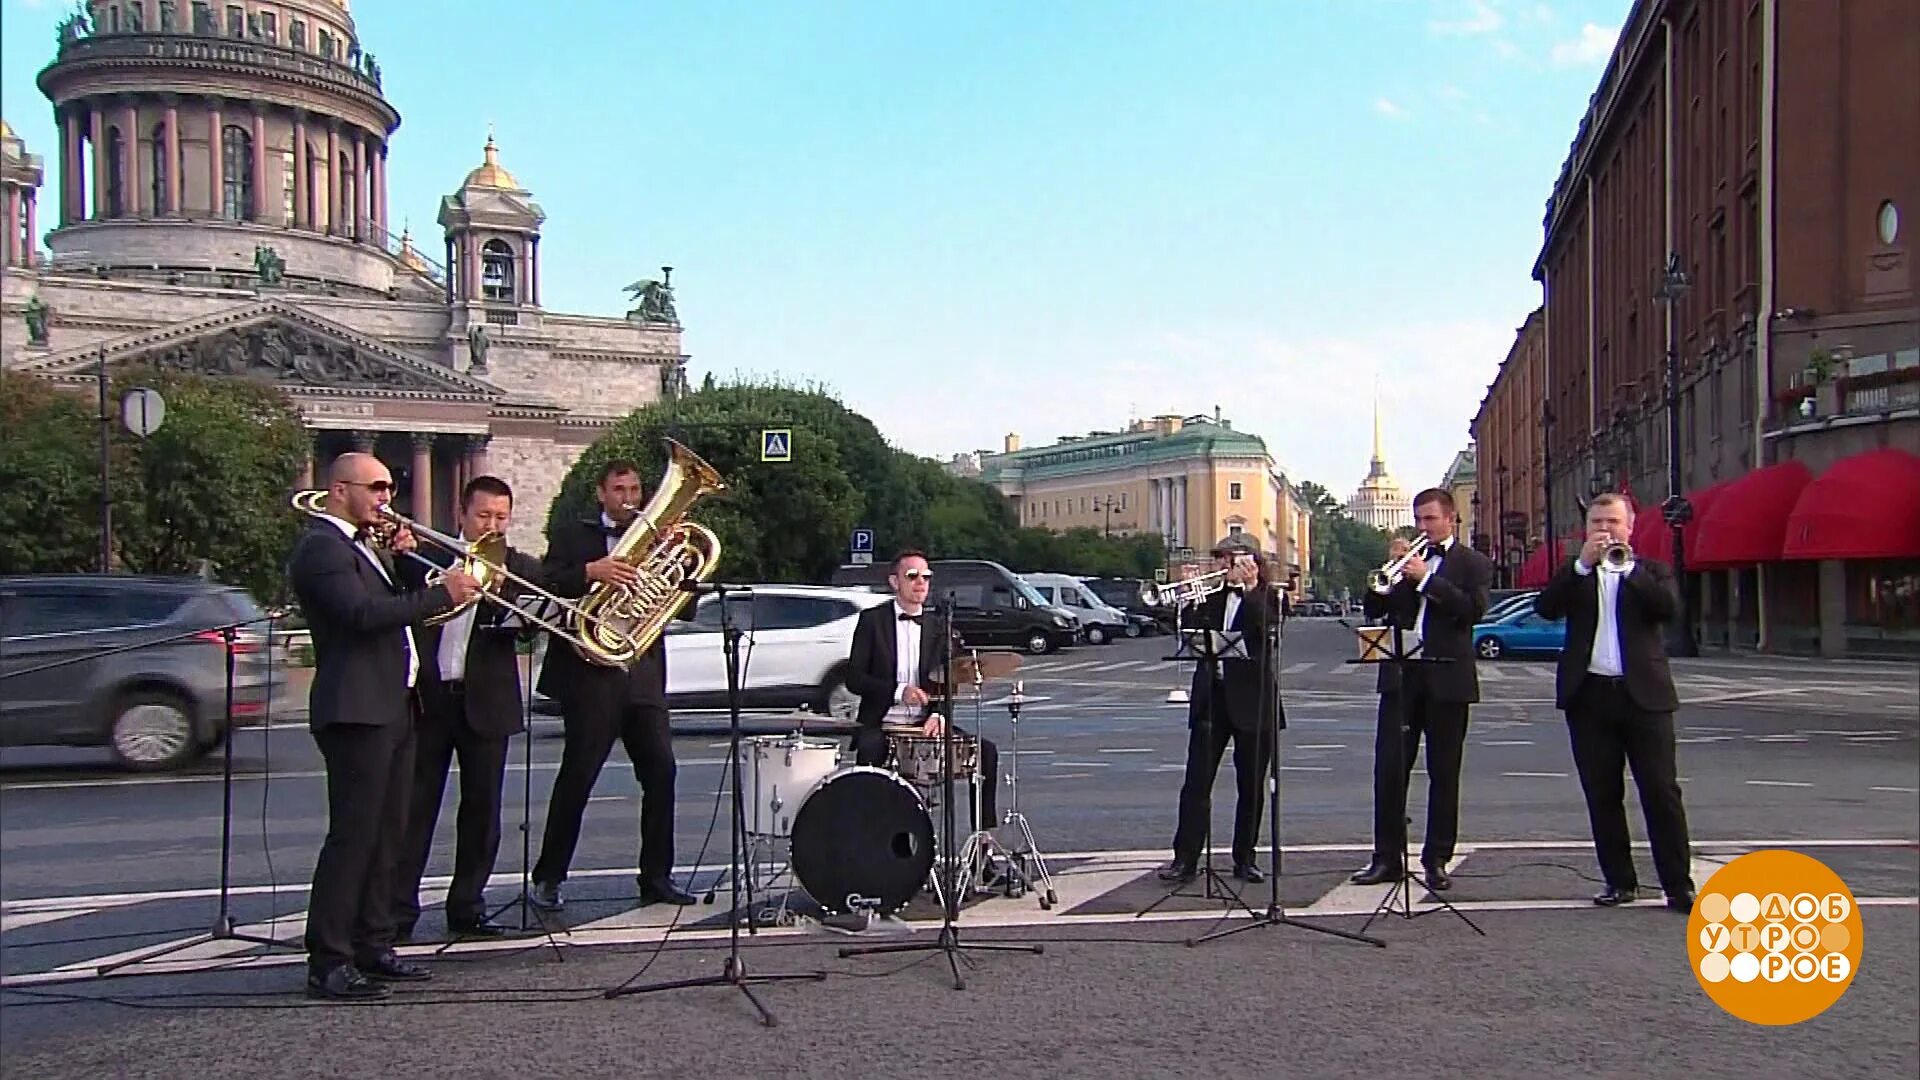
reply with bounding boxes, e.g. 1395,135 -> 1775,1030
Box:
569,439 -> 727,667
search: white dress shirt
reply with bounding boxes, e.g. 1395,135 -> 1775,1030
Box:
319,512 -> 418,688
1411,535 -> 1454,649
1573,556 -> 1633,677
890,601 -> 924,722
436,532 -> 480,682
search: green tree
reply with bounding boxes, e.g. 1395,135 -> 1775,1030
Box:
108,369 -> 308,603
1295,480 -> 1391,599
0,377 -> 101,574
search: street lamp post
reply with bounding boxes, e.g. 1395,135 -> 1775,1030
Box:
1093,495 -> 1117,538
1541,399 -> 1556,564
1495,463 -> 1510,588
1654,252 -> 1696,656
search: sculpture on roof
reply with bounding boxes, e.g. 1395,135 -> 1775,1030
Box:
253,244 -> 285,287
23,295 -> 50,347
467,323 -> 491,371
624,267 -> 678,325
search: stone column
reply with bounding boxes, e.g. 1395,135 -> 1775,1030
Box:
469,238 -> 483,299
297,443 -> 315,489
163,99 -> 181,214
292,113 -> 308,229
89,105 -> 107,219
410,433 -> 434,519
371,142 -> 386,237
325,122 -> 340,233
465,434 -> 491,479
3,189 -> 17,267
528,236 -> 539,305
251,108 -> 268,222
1174,477 -> 1188,548
60,107 -> 81,226
119,100 -> 138,216
207,98 -> 225,219
445,236 -> 458,302
352,132 -> 367,240
350,429 -> 376,453
22,191 -> 35,266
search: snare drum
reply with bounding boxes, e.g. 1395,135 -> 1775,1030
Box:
743,734 -> 842,838
887,732 -> 981,787
789,766 -> 935,916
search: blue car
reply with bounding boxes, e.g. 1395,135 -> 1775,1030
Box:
1472,607 -> 1567,660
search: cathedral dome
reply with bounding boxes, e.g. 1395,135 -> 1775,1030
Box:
461,135 -> 523,191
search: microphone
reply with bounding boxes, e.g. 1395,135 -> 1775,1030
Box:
679,580 -> 753,594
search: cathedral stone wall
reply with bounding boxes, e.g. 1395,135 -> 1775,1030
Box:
487,432 -> 595,556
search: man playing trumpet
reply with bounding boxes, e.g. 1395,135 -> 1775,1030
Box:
1533,493 -> 1694,913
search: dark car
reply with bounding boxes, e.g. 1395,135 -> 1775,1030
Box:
0,575 -> 284,770
1081,576 -> 1176,632
829,560 -> 1080,653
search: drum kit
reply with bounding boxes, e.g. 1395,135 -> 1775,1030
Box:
732,649 -> 1056,927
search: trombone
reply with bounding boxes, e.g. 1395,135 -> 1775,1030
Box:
289,490 -> 639,656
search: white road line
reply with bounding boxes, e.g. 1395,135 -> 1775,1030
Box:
1746,779 -> 1814,788
1088,661 -> 1148,673
1050,761 -> 1113,768
1097,747 -> 1156,754
1283,662 -> 1316,674
1480,740 -> 1535,746
1871,786 -> 1919,794
1295,744 -> 1346,750
1503,771 -> 1568,779
1480,667 -> 1507,682
1044,661 -> 1107,673
0,758 -> 733,792
1281,765 -> 1333,773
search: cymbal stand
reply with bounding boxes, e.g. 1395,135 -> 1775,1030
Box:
983,680 -> 1057,908
840,600 -> 1043,990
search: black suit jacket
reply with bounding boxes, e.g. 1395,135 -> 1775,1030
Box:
287,519 -> 454,732
398,542 -> 546,738
1184,586 -> 1285,735
534,516 -> 686,709
1361,539 -> 1492,703
845,601 -> 954,732
1533,555 -> 1682,713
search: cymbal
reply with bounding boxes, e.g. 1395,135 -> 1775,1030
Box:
949,653 -> 1023,683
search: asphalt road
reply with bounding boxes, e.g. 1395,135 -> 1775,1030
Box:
1,619 -> 1915,1076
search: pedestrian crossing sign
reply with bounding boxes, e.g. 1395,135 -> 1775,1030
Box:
760,428 -> 792,462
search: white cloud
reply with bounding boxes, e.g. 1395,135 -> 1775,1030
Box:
1437,84 -> 1470,103
834,318 -> 1516,506
1551,23 -> 1620,66
1429,0 -> 1505,36
1374,97 -> 1409,120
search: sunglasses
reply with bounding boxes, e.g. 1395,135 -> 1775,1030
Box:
899,569 -> 934,581
343,480 -> 395,494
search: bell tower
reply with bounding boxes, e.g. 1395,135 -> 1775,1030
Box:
438,131 -> 544,367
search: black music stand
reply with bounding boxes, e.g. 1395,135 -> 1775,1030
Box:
604,583 -> 824,1026
1192,592 -> 1385,949
1137,617 -> 1257,920
1349,620 -> 1484,936
839,598 -> 1042,991
55,618 -> 303,975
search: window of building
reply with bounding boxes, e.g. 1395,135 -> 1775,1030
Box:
1879,201 -> 1901,246
261,12 -> 277,42
104,127 -> 126,217
159,1 -> 176,31
1228,482 -> 1243,501
148,123 -> 167,213
280,148 -> 295,226
318,28 -> 333,57
481,240 -> 516,302
226,4 -> 243,36
290,18 -> 306,48
221,125 -> 253,220
337,151 -> 356,234
109,4 -> 120,32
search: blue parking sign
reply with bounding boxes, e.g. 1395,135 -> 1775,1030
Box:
851,528 -> 874,553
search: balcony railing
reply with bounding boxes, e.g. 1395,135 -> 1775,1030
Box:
364,222 -> 447,289
49,29 -> 384,97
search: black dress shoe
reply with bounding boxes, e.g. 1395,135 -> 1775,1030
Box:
1593,886 -> 1639,907
446,916 -> 511,938
1665,892 -> 1695,914
1349,860 -> 1401,886
638,877 -> 697,906
306,965 -> 390,1001
1232,863 -> 1266,884
527,881 -> 563,911
1423,865 -> 1453,892
1156,861 -> 1197,882
358,951 -> 433,982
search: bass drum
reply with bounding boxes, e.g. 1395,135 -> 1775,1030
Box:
789,767 -> 935,917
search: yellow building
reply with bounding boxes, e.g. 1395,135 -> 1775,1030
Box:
976,413 -> 1313,589
1440,445 -> 1480,548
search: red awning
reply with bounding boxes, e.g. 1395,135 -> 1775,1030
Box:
1515,534 -> 1580,588
1782,449 -> 1920,561
1629,484 -> 1725,565
1688,460 -> 1815,569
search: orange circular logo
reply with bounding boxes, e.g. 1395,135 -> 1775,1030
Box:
1688,850 -> 1864,1025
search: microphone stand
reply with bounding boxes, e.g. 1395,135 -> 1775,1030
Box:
839,597 -> 1042,991
604,582 -> 824,1026
4,615 -> 308,976
1191,587 -> 1385,949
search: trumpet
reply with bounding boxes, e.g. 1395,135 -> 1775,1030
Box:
289,490 -> 638,654
1140,567 -> 1231,607
1367,535 -> 1432,594
1599,540 -> 1634,573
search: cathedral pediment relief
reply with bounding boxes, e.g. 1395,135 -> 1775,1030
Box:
20,301 -> 500,399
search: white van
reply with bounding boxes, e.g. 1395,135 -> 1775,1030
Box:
1021,572 -> 1136,645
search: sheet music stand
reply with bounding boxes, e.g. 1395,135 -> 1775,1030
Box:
1138,620 -> 1257,919
1346,620 -> 1484,936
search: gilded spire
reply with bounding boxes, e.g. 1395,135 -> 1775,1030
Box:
1371,385 -> 1384,466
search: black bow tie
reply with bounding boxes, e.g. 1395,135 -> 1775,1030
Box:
898,612 -> 923,623
353,527 -> 376,546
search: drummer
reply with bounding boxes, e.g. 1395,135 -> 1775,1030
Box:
845,550 -> 1000,827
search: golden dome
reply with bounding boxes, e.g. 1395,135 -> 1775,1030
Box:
461,133 -> 521,190
0,118 -> 13,139
397,225 -> 428,272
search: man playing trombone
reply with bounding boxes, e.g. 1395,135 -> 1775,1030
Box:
1352,488 -> 1491,892
394,475 -> 548,941
1533,493 -> 1694,913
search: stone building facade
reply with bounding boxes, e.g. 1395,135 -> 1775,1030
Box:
1470,307 -> 1550,588
1344,397 -> 1410,533
0,0 -> 688,555
977,414 -> 1313,591
1511,0 -> 1917,655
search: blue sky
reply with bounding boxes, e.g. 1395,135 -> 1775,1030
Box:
2,0 -> 1627,501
